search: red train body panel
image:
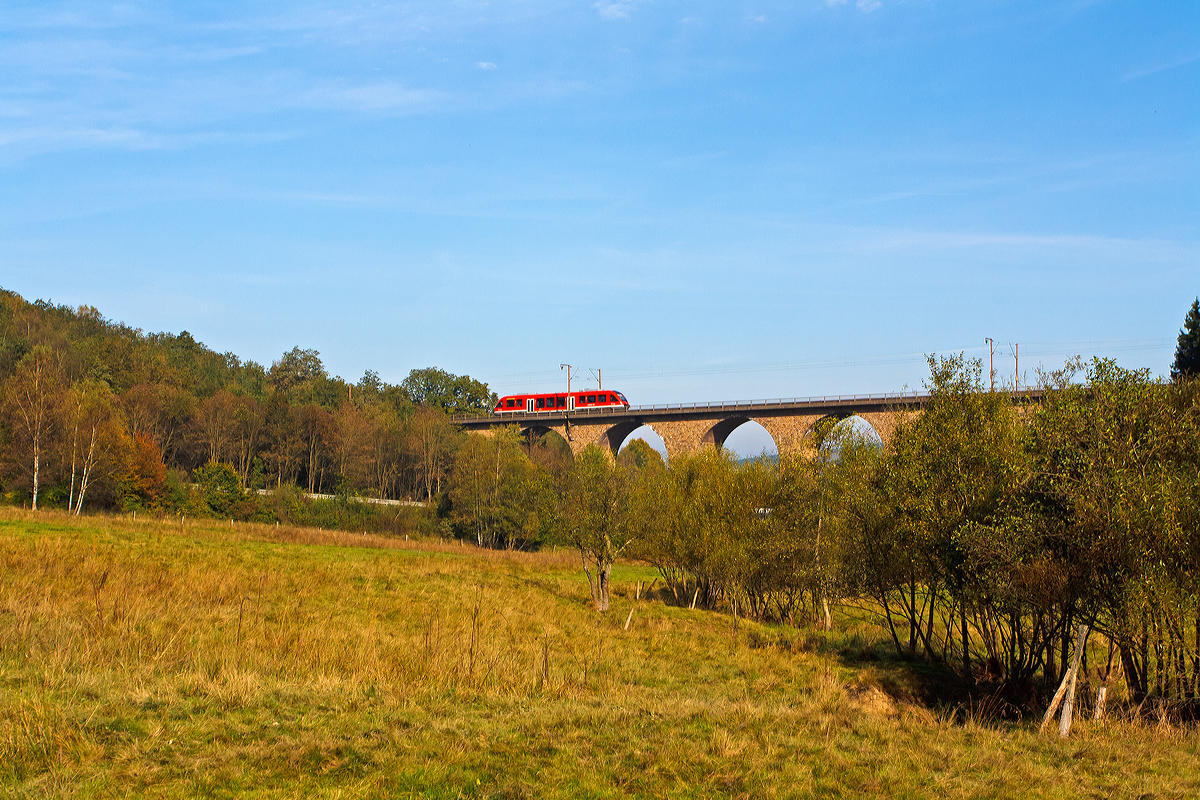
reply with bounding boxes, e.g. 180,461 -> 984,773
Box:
494,390 -> 629,414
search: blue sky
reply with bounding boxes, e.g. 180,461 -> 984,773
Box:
1,0 -> 1196,413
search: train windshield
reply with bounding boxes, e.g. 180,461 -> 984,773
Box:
617,392 -> 628,403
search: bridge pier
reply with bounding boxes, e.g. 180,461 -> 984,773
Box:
754,415 -> 827,455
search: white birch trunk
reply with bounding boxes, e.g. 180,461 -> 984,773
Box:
74,424 -> 99,516
68,411 -> 79,514
31,449 -> 40,511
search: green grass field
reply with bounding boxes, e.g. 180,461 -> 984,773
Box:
1,509 -> 1197,799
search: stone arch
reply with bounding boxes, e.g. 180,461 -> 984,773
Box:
596,419 -> 647,457
617,425 -> 669,461
805,413 -> 851,448
523,424 -> 572,450
702,417 -> 779,458
808,413 -> 885,454
522,425 -> 574,467
701,417 -> 751,449
521,423 -> 555,442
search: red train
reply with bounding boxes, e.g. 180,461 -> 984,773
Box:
494,390 -> 630,414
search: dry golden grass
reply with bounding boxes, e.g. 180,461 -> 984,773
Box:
1,507 -> 1197,798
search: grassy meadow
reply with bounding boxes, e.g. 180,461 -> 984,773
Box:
1,509 -> 1197,799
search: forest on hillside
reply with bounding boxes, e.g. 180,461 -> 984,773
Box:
0,289 -> 493,520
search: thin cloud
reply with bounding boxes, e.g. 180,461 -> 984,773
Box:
475,61 -> 497,70
594,2 -> 637,21
848,229 -> 1197,263
300,82 -> 442,113
1123,51 -> 1200,81
857,0 -> 882,12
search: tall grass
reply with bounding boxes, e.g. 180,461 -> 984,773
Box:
1,508 -> 1197,798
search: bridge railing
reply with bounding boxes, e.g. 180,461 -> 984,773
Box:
628,390 -> 929,412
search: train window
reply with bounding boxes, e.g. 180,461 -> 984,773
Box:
587,395 -> 596,403
506,399 -> 515,408
556,396 -> 566,408
536,397 -> 545,409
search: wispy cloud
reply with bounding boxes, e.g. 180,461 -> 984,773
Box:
825,0 -> 881,12
1123,51 -> 1200,81
847,228 -> 1198,264
298,82 -> 442,113
475,61 -> 497,71
594,2 -> 638,21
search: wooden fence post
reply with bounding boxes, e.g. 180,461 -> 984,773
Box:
1040,623 -> 1089,737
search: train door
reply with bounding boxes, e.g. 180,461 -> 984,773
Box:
526,398 -> 535,413
567,395 -> 575,411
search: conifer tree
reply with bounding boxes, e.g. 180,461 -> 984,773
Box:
1171,297 -> 1200,380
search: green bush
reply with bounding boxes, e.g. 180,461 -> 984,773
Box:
194,462 -> 242,517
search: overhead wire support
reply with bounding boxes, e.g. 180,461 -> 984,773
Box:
985,338 -> 995,391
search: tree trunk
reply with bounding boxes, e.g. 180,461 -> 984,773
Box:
31,449 -> 40,511
962,603 -> 973,686
76,466 -> 91,515
581,547 -> 598,606
68,411 -> 80,514
74,425 -> 98,516
908,581 -> 918,655
1093,686 -> 1107,720
1120,641 -> 1147,704
596,562 -> 612,612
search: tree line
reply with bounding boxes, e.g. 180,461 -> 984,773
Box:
0,290 -> 491,515
443,354 -> 1200,714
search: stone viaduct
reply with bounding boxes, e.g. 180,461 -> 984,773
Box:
453,391 -> 1042,458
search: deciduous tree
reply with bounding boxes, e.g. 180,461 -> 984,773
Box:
407,405 -> 461,501
1,346 -> 64,509
193,389 -> 238,465
567,445 -> 637,612
449,427 -> 533,548
401,367 -> 496,415
64,380 -> 123,515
